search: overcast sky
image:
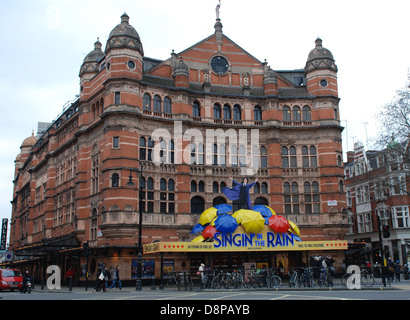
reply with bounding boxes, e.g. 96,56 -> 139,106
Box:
0,0 -> 409,234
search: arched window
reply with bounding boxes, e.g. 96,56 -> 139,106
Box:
220,145 -> 226,167
260,146 -> 268,168
160,178 -> 167,191
284,182 -> 299,214
282,146 -> 297,168
198,181 -> 205,192
139,137 -> 146,160
255,197 -> 268,206
160,178 -> 175,213
254,182 -> 260,194
254,106 -> 262,121
111,173 -> 119,187
191,196 -> 205,214
191,181 -> 197,192
223,104 -> 231,120
303,106 -> 311,122
213,196 -> 226,207
239,145 -> 246,167
233,104 -> 241,120
293,106 -> 301,122
213,181 -> 219,193
261,182 -> 268,194
302,145 -> 317,167
143,93 -> 151,110
163,97 -> 172,114
193,101 -> 201,118
153,95 -> 162,113
213,103 -> 221,119
283,106 -> 291,122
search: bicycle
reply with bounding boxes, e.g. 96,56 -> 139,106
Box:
266,269 -> 282,288
341,268 -> 375,288
165,272 -> 181,287
318,267 -> 333,287
299,267 -> 314,287
289,269 -> 300,288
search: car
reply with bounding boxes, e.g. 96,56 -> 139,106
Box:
0,269 -> 23,291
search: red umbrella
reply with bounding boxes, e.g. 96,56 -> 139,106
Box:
202,225 -> 217,239
268,215 -> 290,234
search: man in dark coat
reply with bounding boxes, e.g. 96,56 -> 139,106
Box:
222,177 -> 257,210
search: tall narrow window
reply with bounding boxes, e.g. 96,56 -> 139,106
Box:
143,93 -> 151,110
303,106 -> 311,122
293,106 -> 301,122
139,137 -> 146,160
254,106 -> 262,121
154,95 -> 162,113
233,104 -> 241,121
223,104 -> 231,120
163,97 -> 172,114
213,103 -> 221,119
115,92 -> 121,105
283,106 -> 291,122
193,101 -> 201,118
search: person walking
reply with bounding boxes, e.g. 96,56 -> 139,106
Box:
65,266 -> 75,291
109,266 -> 122,290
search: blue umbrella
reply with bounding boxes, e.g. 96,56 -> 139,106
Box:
215,204 -> 232,215
214,215 -> 238,234
253,205 -> 273,219
190,223 -> 205,234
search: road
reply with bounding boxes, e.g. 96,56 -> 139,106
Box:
2,283 -> 410,301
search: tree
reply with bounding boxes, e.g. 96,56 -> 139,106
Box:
374,81 -> 410,196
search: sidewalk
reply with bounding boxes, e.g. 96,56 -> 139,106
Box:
35,279 -> 410,293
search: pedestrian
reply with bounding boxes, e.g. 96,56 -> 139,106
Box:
109,266 -> 122,290
394,260 -> 401,282
198,263 -> 205,289
65,266 -> 75,291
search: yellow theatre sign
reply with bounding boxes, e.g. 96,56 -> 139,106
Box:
143,226 -> 347,254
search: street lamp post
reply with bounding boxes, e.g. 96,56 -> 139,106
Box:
127,163 -> 144,290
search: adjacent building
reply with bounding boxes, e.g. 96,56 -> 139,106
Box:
344,141 -> 410,266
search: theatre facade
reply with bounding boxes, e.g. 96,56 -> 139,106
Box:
9,12 -> 349,282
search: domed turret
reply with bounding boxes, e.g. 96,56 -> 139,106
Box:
21,131 -> 38,149
79,38 -> 105,77
105,13 -> 144,55
305,38 -> 338,97
305,38 -> 337,73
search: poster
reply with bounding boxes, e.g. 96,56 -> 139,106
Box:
131,259 -> 155,279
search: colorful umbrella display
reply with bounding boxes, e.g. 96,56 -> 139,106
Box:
202,225 -> 217,239
288,220 -> 301,237
253,205 -> 276,224
214,214 -> 238,234
253,205 -> 275,218
215,204 -> 232,215
198,207 -> 218,226
268,215 -> 290,234
192,235 -> 205,242
240,210 -> 265,234
190,223 -> 205,234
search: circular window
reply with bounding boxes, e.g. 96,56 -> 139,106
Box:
320,79 -> 328,87
211,56 -> 229,74
127,60 -> 136,69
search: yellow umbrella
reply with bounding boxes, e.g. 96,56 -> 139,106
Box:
240,210 -> 265,234
288,220 -> 301,237
232,209 -> 256,224
192,235 -> 205,242
199,207 -> 218,226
